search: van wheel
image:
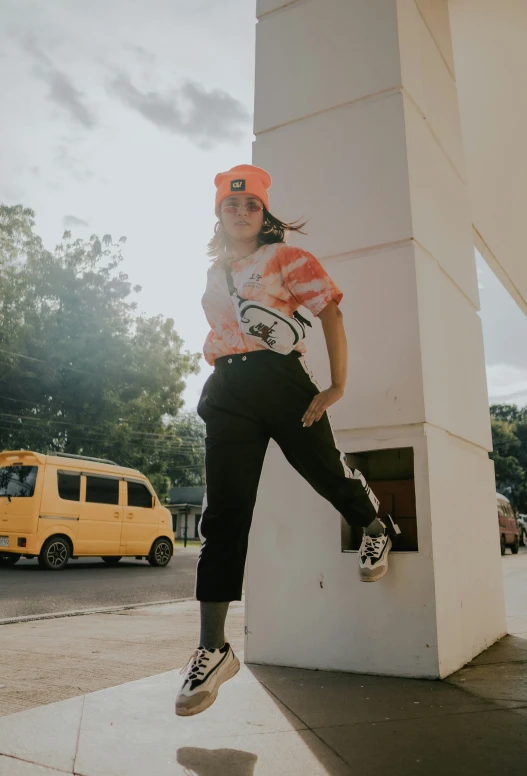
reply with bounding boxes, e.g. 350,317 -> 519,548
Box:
500,535 -> 506,555
511,536 -> 520,555
38,537 -> 71,571
101,556 -> 122,566
0,553 -> 20,566
520,529 -> 526,547
148,538 -> 173,567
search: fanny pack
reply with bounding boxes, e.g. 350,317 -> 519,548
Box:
225,263 -> 311,355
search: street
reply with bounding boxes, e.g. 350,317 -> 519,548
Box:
0,547 -> 200,620
2,544 -> 526,623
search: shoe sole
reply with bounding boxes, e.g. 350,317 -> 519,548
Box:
175,654 -> 241,717
358,537 -> 392,583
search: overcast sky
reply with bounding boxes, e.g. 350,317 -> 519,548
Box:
1,0 -> 526,411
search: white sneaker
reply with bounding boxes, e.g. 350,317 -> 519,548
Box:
358,516 -> 400,582
175,643 -> 240,717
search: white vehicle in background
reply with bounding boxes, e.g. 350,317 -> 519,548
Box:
518,514 -> 527,547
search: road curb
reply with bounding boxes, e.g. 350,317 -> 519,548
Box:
0,597 -> 194,626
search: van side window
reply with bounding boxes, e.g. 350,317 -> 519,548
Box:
127,481 -> 153,508
58,472 -> 81,502
0,465 -> 37,498
86,476 -> 119,505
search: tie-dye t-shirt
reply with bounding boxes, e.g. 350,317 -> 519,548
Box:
201,243 -> 343,365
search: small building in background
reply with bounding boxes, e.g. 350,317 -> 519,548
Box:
166,485 -> 205,542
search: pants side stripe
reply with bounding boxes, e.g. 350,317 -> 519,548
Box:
194,492 -> 207,599
298,356 -> 380,514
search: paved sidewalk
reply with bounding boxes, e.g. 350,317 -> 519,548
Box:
0,552 -> 525,774
0,600 -> 245,716
0,635 -> 526,775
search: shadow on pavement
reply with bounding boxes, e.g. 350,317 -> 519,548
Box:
245,643 -> 527,776
176,747 -> 257,776
1,558 -> 152,571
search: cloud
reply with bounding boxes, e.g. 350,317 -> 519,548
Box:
54,143 -> 93,181
24,39 -> 97,129
476,252 -> 527,372
486,364 -> 527,408
63,214 -> 89,229
123,44 -> 156,64
108,73 -> 251,148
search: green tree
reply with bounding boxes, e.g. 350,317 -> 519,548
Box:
165,411 -> 208,488
514,414 -> 527,512
0,204 -> 205,500
0,205 -> 43,268
490,404 -> 527,512
489,403 -> 523,424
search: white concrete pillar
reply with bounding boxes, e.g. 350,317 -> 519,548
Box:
246,0 -> 506,678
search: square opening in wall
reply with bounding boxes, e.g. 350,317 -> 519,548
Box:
341,447 -> 418,552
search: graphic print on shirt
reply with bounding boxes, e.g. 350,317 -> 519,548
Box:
201,243 -> 343,365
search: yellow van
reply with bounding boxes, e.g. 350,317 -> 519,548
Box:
0,450 -> 175,571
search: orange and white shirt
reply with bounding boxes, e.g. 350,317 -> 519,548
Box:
201,243 -> 343,366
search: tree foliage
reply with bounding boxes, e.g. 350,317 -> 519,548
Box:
490,404 -> 527,512
0,204 -> 205,501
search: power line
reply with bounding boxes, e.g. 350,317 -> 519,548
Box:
0,406 -> 205,437
0,346 -> 197,376
0,393 -> 204,430
0,411 -> 205,443
0,428 -> 205,458
0,412 -> 206,440
0,434 -> 205,474
0,436 -> 204,460
0,350 -> 95,376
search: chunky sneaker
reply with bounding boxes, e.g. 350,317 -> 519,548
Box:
175,643 -> 240,717
358,516 -> 400,583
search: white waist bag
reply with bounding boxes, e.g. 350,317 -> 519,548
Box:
225,263 -> 312,355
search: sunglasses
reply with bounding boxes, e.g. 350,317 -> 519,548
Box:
221,203 -> 263,215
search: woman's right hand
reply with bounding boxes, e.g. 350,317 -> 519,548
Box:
302,384 -> 345,427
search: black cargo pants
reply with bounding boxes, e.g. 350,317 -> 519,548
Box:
195,349 -> 379,601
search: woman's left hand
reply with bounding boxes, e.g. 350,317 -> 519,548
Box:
302,385 -> 345,427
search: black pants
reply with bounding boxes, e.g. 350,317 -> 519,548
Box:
196,350 -> 379,601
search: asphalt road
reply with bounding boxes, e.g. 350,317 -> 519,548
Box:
2,544 -> 525,622
0,546 -> 200,620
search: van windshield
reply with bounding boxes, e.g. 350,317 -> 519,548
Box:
0,465 -> 38,498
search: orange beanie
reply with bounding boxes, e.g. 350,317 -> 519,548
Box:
215,164 -> 272,216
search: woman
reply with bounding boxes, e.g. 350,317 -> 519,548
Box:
176,164 -> 395,717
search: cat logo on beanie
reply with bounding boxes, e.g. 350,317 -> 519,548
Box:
215,164 -> 272,215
